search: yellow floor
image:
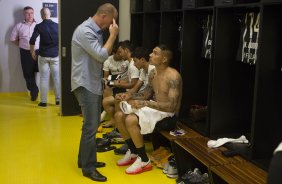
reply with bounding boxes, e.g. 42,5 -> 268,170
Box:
0,93 -> 175,184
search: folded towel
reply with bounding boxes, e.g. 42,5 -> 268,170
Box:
207,135 -> 249,148
119,101 -> 174,134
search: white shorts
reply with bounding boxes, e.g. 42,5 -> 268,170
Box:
120,101 -> 174,134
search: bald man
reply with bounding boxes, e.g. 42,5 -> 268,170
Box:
30,7 -> 60,108
71,3 -> 119,182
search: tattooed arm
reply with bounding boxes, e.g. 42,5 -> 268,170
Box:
145,71 -> 182,113
130,69 -> 156,100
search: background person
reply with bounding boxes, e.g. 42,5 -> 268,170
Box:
101,40 -> 139,128
114,46 -> 155,155
10,6 -> 39,101
30,8 -> 60,108
268,142 -> 282,184
101,41 -> 129,127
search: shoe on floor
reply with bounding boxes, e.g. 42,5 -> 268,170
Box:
30,90 -> 38,101
38,102 -> 47,108
176,168 -> 203,183
162,162 -> 169,174
83,169 -> 107,182
103,129 -> 121,139
31,95 -> 38,101
102,121 -> 113,128
125,157 -> 152,174
114,143 -> 128,155
117,149 -> 137,166
78,161 -> 106,168
166,163 -> 178,178
111,137 -> 125,144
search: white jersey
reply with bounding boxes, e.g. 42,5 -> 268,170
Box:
103,55 -> 129,79
139,64 -> 155,92
127,59 -> 140,82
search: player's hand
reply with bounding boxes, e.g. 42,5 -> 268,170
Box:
128,100 -> 146,109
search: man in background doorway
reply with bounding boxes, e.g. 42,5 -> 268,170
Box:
30,7 -> 60,108
71,3 -> 119,182
10,6 -> 39,101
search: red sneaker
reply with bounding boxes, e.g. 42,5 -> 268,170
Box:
125,157 -> 152,174
117,149 -> 137,166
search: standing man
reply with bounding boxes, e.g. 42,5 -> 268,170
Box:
71,3 -> 119,182
10,6 -> 39,101
30,8 -> 60,108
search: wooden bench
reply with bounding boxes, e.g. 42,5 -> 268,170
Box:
159,121 -> 203,141
174,137 -> 245,167
210,161 -> 267,184
151,121 -> 203,149
151,122 -> 267,183
173,137 -> 267,183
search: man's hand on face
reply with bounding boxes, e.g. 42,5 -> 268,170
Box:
109,18 -> 119,37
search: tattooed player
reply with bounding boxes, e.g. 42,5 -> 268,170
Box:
114,44 -> 182,174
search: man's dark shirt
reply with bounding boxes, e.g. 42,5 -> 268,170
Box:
30,19 -> 58,57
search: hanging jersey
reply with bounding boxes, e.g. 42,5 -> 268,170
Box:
201,14 -> 213,60
237,12 -> 260,65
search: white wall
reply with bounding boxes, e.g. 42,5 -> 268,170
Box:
0,0 -> 130,92
119,0 -> 130,41
0,0 -> 58,92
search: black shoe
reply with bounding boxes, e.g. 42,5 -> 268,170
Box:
30,90 -> 38,101
56,101 -> 60,105
114,143 -> 128,155
96,138 -> 111,148
31,95 -> 38,101
102,129 -> 121,139
83,170 -> 107,182
38,102 -> 47,108
95,162 -> 106,168
97,146 -> 116,152
78,162 -> 106,168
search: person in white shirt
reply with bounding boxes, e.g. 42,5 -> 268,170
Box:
113,47 -> 155,155
116,47 -> 155,99
101,40 -> 139,128
102,42 -> 129,97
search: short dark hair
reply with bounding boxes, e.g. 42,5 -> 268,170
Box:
112,41 -> 120,54
119,40 -> 135,52
24,6 -> 33,11
157,44 -> 173,63
131,47 -> 150,62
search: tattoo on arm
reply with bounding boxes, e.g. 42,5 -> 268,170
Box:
147,74 -> 182,112
132,92 -> 145,100
167,75 -> 182,112
132,70 -> 155,100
